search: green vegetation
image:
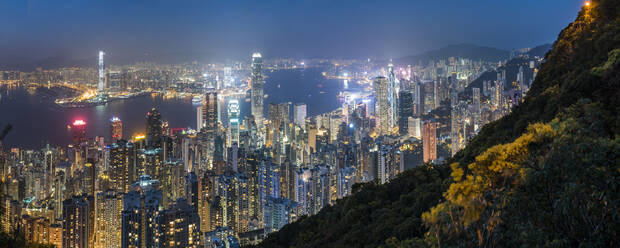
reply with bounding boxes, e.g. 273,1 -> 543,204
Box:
256,1 -> 620,247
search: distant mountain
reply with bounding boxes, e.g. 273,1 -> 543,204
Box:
257,1 -> 620,247
396,43 -> 510,65
527,43 -> 552,57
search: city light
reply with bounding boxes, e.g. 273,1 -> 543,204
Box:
585,1 -> 591,7
134,134 -> 145,140
73,120 -> 86,126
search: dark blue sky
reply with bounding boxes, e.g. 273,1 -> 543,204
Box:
1,0 -> 584,61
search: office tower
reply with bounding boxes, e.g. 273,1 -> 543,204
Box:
293,103 -> 307,127
160,199 -> 202,248
110,117 -> 123,141
94,191 -> 122,248
373,76 -> 390,135
228,144 -> 239,173
121,175 -> 163,248
387,63 -> 397,128
251,53 -> 265,125
264,197 -> 297,233
196,106 -> 204,131
228,99 -> 240,146
63,195 -> 93,248
413,81 -> 421,115
146,108 -> 163,149
268,102 -> 290,132
408,117 -> 422,139
203,90 -> 218,135
422,121 -> 437,163
120,69 -> 129,92
72,119 -> 87,145
473,88 -> 481,114
98,51 -> 105,92
398,90 -> 413,135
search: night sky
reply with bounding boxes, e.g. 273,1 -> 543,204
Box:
1,0 -> 584,61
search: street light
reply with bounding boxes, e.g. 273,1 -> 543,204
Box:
585,1 -> 591,7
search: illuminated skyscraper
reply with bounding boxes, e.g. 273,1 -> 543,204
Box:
203,90 -> 218,135
268,102 -> 290,132
373,77 -> 390,135
228,99 -> 240,146
63,195 -> 93,248
422,121 -> 437,163
94,191 -> 122,248
387,63 -> 397,129
293,103 -> 306,127
251,53 -> 264,126
196,106 -> 204,131
264,197 -> 297,234
98,51 -> 105,92
110,117 -> 122,141
72,120 -> 87,145
398,90 -> 413,136
109,140 -> 136,193
121,175 -> 163,248
146,108 -> 162,149
160,199 -> 202,248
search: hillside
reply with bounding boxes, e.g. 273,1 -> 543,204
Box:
256,0 -> 620,247
396,44 -> 510,65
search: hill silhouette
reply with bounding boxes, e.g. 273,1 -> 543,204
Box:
396,43 -> 510,65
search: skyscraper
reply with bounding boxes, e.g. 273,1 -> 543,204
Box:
268,102 -> 290,132
98,51 -> 105,92
121,176 -> 163,248
72,119 -> 87,145
398,90 -> 413,136
293,103 -> 307,127
94,191 -> 122,248
203,90 -> 218,135
413,81 -> 421,116
387,63 -> 397,129
196,106 -> 204,131
160,199 -> 202,248
63,195 -> 93,248
373,76 -> 390,135
251,53 -> 264,126
146,108 -> 162,149
110,117 -> 122,141
422,120 -> 437,163
228,99 -> 240,146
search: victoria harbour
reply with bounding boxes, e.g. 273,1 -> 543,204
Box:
0,68 -> 358,148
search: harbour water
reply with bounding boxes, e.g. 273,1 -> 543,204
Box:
0,68 -> 361,149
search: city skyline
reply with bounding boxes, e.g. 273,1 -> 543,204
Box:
1,1 -> 616,247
